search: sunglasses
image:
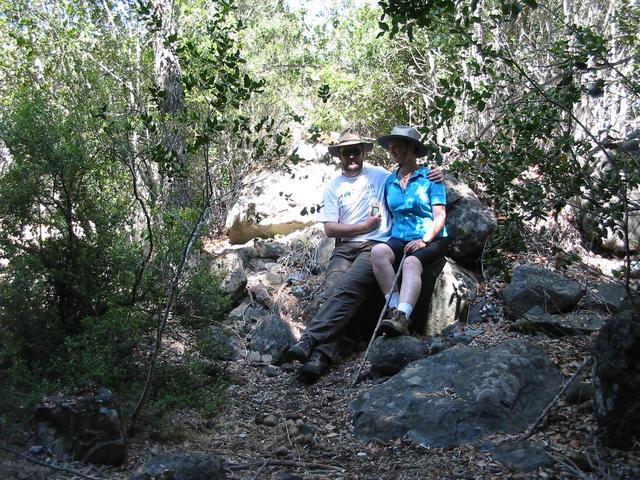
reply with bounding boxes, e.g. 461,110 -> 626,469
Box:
340,147 -> 362,157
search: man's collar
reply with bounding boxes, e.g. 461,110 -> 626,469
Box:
390,165 -> 428,183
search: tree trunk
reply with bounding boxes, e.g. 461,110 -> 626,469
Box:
152,0 -> 189,208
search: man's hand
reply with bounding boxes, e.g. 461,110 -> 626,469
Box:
363,213 -> 381,232
324,213 -> 380,238
427,167 -> 444,182
404,239 -> 426,254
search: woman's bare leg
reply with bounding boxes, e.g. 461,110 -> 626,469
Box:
398,256 -> 423,314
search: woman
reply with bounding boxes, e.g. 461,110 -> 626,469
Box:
371,125 -> 449,336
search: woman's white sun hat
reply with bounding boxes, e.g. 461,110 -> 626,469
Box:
377,125 -> 429,158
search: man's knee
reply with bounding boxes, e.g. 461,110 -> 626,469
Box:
371,243 -> 393,267
371,243 -> 389,257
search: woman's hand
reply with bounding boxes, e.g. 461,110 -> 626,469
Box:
404,239 -> 427,254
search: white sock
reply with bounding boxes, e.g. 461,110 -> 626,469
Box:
397,302 -> 413,317
385,292 -> 399,309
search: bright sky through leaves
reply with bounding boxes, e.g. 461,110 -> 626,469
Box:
286,0 -> 377,25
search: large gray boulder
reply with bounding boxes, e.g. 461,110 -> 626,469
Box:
576,130 -> 640,254
592,303 -> 640,449
225,147 -> 337,244
423,259 -> 478,336
503,264 -> 582,318
444,174 -> 497,263
369,336 -> 430,377
350,340 -> 563,447
225,153 -> 495,257
210,252 -> 247,303
34,387 -> 126,465
584,282 -> 630,313
510,307 -> 607,336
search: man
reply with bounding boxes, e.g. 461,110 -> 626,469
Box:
289,128 -> 443,382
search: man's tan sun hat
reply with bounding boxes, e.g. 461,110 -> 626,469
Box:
377,125 -> 429,158
328,129 -> 374,157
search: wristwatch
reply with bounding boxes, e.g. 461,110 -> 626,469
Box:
422,234 -> 431,244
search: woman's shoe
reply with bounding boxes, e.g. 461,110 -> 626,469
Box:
379,309 -> 411,336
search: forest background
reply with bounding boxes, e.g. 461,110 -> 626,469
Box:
0,0 -> 638,434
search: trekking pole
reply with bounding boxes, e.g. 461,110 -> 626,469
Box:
350,252 -> 407,387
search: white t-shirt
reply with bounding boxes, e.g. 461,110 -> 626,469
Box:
317,163 -> 391,243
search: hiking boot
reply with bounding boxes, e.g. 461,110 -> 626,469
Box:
378,309 -> 411,337
299,351 -> 330,383
288,336 -> 314,362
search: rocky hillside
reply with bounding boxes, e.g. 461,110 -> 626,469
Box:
2,225 -> 639,479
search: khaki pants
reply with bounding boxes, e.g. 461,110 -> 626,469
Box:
304,240 -> 380,360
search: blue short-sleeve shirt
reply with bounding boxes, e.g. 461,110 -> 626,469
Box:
385,166 -> 448,241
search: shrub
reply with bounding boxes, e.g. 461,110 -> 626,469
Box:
58,307 -> 153,392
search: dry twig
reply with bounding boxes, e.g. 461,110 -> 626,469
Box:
250,458 -> 269,479
521,356 -> 593,440
351,253 -> 407,387
226,458 -> 345,472
0,445 -> 103,480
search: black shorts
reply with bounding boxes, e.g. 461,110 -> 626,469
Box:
386,237 -> 450,269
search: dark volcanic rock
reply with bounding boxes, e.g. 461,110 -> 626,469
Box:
584,282 -> 630,313
492,440 -> 555,472
503,265 -> 582,318
593,303 -> 640,449
249,314 -> 295,364
369,335 -> 429,377
350,340 -> 563,447
510,308 -> 607,336
130,453 -> 225,480
34,387 -> 126,465
444,174 -> 497,263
